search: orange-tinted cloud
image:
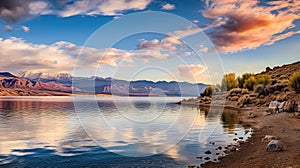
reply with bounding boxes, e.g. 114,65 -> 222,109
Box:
203,0 -> 300,53
176,64 -> 208,82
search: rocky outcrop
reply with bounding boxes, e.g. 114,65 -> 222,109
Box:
0,73 -> 73,93
283,100 -> 297,112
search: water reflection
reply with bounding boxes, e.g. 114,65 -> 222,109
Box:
0,97 -> 250,167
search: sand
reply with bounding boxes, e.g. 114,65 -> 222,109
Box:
202,105 -> 300,168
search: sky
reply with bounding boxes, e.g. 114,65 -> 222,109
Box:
0,0 -> 299,84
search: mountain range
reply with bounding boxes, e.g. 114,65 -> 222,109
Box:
0,71 -> 206,96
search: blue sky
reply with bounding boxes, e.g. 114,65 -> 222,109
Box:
0,0 -> 299,84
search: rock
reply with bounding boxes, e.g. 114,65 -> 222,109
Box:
239,137 -> 244,140
204,150 -> 212,154
248,112 -> 257,118
188,166 -> 196,168
216,153 -> 220,155
297,104 -> 300,112
229,146 -> 237,151
204,157 -> 210,160
217,146 -> 222,150
283,100 -> 297,112
233,138 -> 238,141
263,112 -> 272,116
196,156 -> 202,159
225,145 -> 237,153
261,135 -> 277,142
291,112 -> 300,119
266,140 -> 283,152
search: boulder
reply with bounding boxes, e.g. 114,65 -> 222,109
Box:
283,100 -> 297,112
268,101 -> 285,113
266,140 -> 283,152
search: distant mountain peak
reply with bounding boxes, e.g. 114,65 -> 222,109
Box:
0,72 -> 17,78
16,71 -> 73,80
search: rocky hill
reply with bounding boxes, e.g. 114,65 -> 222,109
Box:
0,72 -> 73,96
0,72 -> 206,96
261,61 -> 300,81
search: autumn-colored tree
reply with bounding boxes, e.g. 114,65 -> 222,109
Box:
238,73 -> 253,88
221,73 -> 239,91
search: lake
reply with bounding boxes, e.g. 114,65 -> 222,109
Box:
0,96 -> 251,167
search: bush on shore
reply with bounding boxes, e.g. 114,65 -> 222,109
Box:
255,74 -> 271,86
244,76 -> 256,91
238,73 -> 253,88
201,86 -> 216,97
289,72 -> 300,93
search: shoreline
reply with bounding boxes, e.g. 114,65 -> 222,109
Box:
186,101 -> 300,167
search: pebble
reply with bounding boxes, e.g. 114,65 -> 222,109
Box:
204,150 -> 212,154
204,157 -> 210,160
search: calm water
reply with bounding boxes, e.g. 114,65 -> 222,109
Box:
0,96 -> 251,168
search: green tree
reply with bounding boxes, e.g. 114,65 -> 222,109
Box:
244,76 -> 256,91
289,72 -> 300,93
221,73 -> 239,91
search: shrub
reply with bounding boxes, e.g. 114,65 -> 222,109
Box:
289,72 -> 300,93
221,73 -> 239,91
255,74 -> 271,86
244,76 -> 256,91
227,88 -> 249,97
238,73 -> 253,88
201,86 -> 216,97
265,83 -> 288,94
237,95 -> 253,107
254,84 -> 265,95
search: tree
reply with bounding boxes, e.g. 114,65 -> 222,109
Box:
244,76 -> 256,91
201,86 -> 216,97
221,73 -> 239,91
238,73 -> 253,88
289,72 -> 300,93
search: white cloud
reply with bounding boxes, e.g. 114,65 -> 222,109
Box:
161,3 -> 175,10
0,37 -> 170,73
28,1 -> 52,15
4,25 -> 12,32
59,0 -> 152,17
136,38 -> 179,52
0,0 -> 152,23
21,25 -> 30,32
98,0 -> 152,16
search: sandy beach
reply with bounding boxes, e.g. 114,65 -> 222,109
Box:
200,104 -> 300,167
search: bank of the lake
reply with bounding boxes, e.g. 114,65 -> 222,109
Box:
180,97 -> 300,168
